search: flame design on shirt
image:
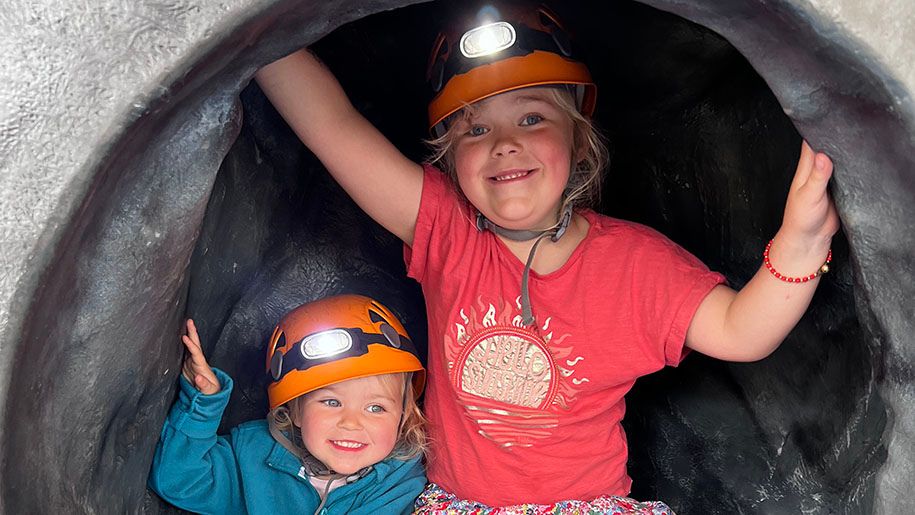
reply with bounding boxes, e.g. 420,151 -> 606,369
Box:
445,296 -> 587,448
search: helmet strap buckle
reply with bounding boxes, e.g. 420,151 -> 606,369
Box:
475,204 -> 574,327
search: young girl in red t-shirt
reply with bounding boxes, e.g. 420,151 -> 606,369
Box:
255,3 -> 839,512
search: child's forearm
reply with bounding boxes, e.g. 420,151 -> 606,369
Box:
255,49 -> 423,243
255,49 -> 362,153
148,370 -> 243,512
687,142 -> 838,362
687,232 -> 832,361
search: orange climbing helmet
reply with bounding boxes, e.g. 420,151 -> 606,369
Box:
266,294 -> 425,411
427,2 -> 596,136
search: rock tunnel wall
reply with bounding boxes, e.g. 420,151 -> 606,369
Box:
0,0 -> 912,513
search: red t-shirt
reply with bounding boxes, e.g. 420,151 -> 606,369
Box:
405,166 -> 725,506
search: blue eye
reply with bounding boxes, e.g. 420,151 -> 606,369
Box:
521,114 -> 543,126
367,404 -> 386,414
468,125 -> 488,137
321,399 -> 341,408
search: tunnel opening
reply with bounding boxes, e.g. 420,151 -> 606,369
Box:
4,0 -> 912,513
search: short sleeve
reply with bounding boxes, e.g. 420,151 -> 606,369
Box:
404,164 -> 448,284
663,262 -> 726,365
656,241 -> 726,365
622,226 -> 726,366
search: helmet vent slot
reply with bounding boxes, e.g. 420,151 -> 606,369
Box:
271,332 -> 286,354
538,10 -> 553,29
368,309 -> 386,324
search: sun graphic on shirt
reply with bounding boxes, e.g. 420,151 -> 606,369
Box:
444,296 -> 588,448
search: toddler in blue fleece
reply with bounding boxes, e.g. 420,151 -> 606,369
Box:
149,295 -> 427,515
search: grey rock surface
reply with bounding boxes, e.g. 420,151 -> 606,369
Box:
0,0 -> 912,513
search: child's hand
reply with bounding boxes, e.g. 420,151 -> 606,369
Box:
181,319 -> 220,395
777,141 -> 840,254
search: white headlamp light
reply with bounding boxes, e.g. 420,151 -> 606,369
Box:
460,21 -> 516,58
300,329 -> 353,359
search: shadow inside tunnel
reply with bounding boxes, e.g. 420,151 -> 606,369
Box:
183,2 -> 886,512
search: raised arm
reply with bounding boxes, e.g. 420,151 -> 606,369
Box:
685,141 -> 841,362
255,49 -> 424,244
148,320 -> 245,514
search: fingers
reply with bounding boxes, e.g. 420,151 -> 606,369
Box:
790,140 -> 816,190
182,333 -> 203,357
790,140 -> 833,198
179,319 -> 221,395
184,319 -> 201,348
180,344 -> 203,385
194,374 -> 220,395
799,149 -> 833,202
812,152 -> 834,183
791,141 -> 833,187
781,141 -> 839,243
182,320 -> 206,361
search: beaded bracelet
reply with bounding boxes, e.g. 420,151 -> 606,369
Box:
763,239 -> 832,283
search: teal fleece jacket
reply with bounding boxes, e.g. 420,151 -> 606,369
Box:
148,368 -> 426,515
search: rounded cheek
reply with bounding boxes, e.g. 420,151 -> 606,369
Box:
371,420 -> 400,451
453,151 -> 475,184
543,141 -> 573,189
296,403 -> 336,450
298,413 -> 326,450
454,174 -> 478,203
453,161 -> 485,205
540,132 -> 572,165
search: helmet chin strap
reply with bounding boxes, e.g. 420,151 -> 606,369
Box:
267,413 -> 371,510
476,204 -> 574,326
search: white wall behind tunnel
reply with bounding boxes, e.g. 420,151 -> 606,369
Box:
806,0 -> 915,103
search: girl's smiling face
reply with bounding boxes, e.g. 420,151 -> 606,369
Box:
452,87 -> 575,231
294,373 -> 404,476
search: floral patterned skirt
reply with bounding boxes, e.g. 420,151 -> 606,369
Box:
414,483 -> 675,515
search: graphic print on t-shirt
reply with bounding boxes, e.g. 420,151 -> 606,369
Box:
446,296 -> 588,448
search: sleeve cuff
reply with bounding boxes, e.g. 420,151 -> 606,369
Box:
665,271 -> 727,365
168,368 -> 234,438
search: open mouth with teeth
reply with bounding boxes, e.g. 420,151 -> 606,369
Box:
491,169 -> 534,182
329,440 -> 367,451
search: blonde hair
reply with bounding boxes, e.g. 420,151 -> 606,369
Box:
426,86 -> 609,212
267,373 -> 427,463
